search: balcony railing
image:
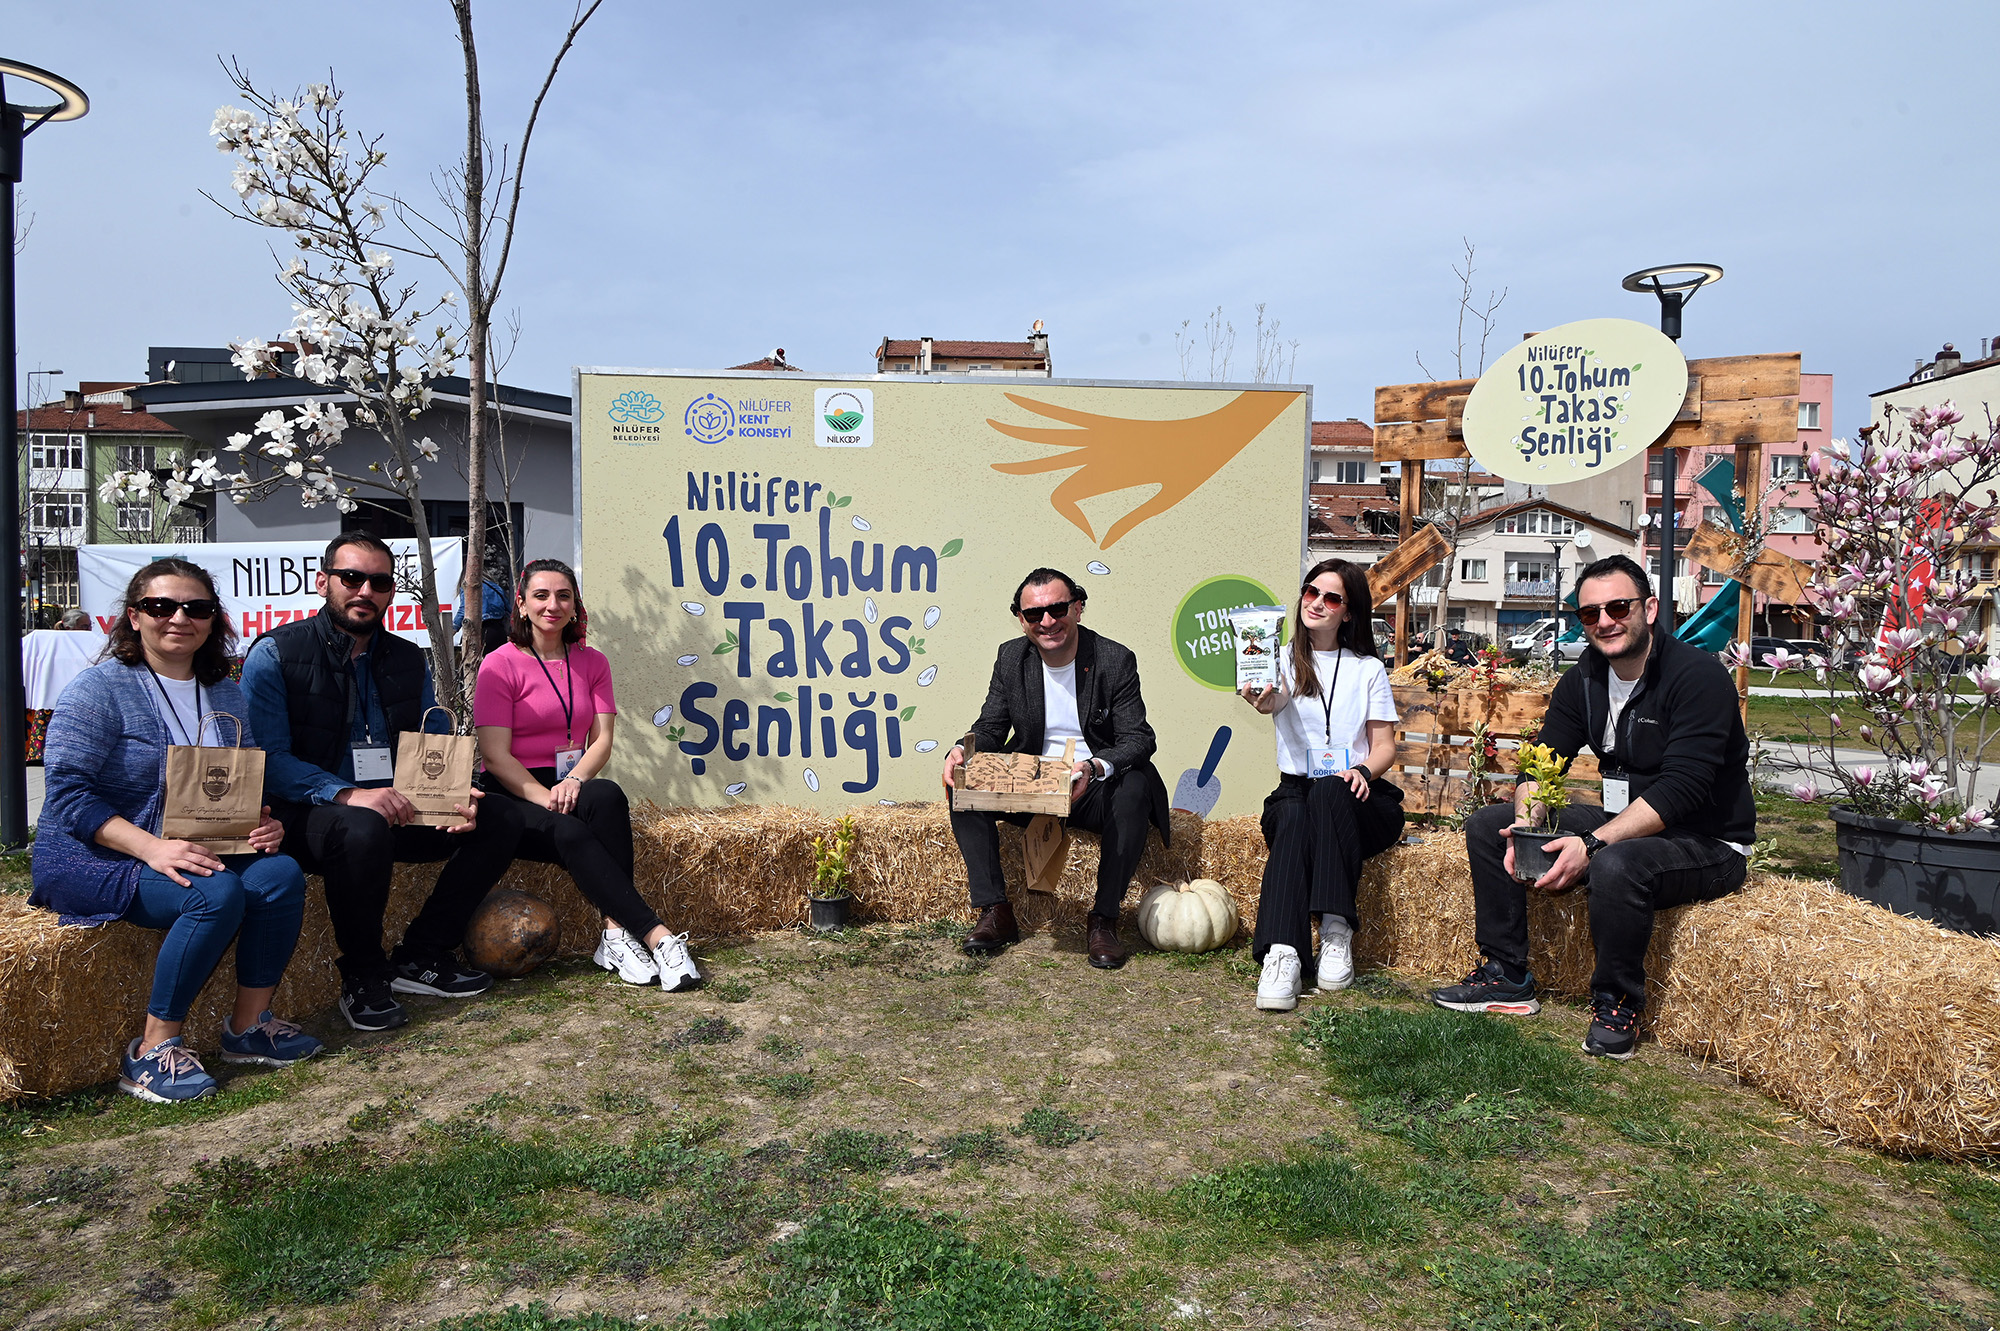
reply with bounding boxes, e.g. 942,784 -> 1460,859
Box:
1505,580 -> 1557,599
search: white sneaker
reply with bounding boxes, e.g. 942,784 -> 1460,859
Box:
594,927 -> 659,985
652,931 -> 702,993
1318,918 -> 1355,992
1256,944 -> 1302,1012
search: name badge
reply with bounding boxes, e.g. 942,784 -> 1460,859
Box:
352,745 -> 393,782
1309,746 -> 1351,779
554,748 -> 585,782
1602,775 -> 1631,814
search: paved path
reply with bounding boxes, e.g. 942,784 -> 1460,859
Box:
1753,740 -> 2000,806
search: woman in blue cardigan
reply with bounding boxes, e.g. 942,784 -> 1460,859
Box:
33,558 -> 318,1102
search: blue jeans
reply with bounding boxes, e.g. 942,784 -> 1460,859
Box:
121,855 -> 308,1022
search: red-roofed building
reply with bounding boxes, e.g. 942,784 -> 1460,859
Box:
875,325 -> 1050,377
16,381 -> 211,618
727,349 -> 802,373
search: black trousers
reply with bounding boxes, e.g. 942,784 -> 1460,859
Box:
1252,773 -> 1405,962
951,766 -> 1155,919
488,769 -> 664,940
1464,800 -> 1747,1010
275,792 -> 525,982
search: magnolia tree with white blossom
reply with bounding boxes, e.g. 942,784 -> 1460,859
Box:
100,72 -> 467,700
1769,403 -> 2000,831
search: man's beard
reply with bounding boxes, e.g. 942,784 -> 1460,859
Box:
329,598 -> 379,637
1597,618 -> 1652,662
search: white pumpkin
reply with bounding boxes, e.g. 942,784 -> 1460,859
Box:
1137,878 -> 1240,953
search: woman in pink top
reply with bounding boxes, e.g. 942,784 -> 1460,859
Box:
474,560 -> 699,992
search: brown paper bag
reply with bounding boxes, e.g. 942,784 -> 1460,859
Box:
1023,813 -> 1070,894
394,707 -> 477,828
160,712 -> 266,855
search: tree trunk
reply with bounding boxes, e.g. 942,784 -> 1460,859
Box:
455,0 -> 490,721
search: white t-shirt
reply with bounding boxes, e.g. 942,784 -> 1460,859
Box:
145,674 -> 229,747
1272,649 -> 1398,777
1040,659 -> 1095,765
1603,670 -> 1640,752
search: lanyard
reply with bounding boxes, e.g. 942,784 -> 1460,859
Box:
531,643 -> 576,747
144,665 -> 202,747
353,656 -> 378,744
1317,649 -> 1345,745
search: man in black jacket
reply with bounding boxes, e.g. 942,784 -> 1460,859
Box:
1430,554 -> 1754,1059
940,568 -> 1171,969
242,533 -> 525,1032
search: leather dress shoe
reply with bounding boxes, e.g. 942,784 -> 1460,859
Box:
1086,912 -> 1127,969
963,901 -> 1021,956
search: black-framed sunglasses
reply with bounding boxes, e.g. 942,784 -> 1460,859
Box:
134,596 -> 219,621
1016,600 -> 1075,623
328,567 -> 397,593
1577,597 -> 1641,626
1300,585 -> 1345,608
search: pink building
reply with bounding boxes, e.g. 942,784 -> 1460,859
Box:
1648,371 -> 1833,634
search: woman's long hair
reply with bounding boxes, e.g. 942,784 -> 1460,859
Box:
507,559 -> 587,648
105,558 -> 237,686
1288,558 -> 1377,701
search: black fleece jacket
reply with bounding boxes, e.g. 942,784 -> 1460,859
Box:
1538,629 -> 1757,845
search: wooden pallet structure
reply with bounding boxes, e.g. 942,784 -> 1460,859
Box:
949,735 -> 1075,816
1388,684 -> 1602,819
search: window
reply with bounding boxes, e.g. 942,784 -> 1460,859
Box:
1494,509 -> 1576,536
968,363 -> 995,371
1335,459 -> 1367,484
1798,401 -> 1821,430
890,362 -> 911,371
1770,507 -> 1813,534
116,443 -> 156,470
31,490 -> 85,531
1771,454 -> 1804,482
1647,452 -> 1678,495
116,502 -> 154,533
29,434 -> 83,470
1964,553 -> 1996,582
1702,562 -> 1728,585
1461,558 -> 1488,581
1445,608 -> 1467,627
1505,555 -> 1556,583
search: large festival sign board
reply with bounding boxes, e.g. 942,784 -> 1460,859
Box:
574,371 -> 1311,816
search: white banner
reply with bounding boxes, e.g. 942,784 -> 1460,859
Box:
78,539 -> 464,649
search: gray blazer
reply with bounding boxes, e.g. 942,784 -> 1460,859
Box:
964,625 -> 1172,846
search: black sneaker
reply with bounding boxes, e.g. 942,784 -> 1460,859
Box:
390,951 -> 494,999
1429,959 -> 1541,1015
339,975 -> 410,1032
1582,992 -> 1641,1060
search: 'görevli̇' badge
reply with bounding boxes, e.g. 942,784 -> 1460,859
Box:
1460,317 -> 1688,485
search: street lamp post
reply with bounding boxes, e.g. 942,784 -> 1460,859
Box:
2,60 -> 89,849
1622,263 -> 1722,636
1547,537 -> 1569,642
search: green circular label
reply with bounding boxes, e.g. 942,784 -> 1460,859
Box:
1172,574 -> 1281,690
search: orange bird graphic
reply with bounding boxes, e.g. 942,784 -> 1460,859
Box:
986,390 -> 1298,549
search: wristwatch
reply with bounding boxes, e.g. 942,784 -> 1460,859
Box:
1580,832 -> 1606,860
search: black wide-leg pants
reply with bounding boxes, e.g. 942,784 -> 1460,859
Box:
1252,772 -> 1405,962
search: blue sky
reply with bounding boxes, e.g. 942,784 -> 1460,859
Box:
8,1 -> 1996,435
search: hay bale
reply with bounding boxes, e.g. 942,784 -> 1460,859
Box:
4,804 -> 1998,1162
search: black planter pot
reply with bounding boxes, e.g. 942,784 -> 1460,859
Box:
808,894 -> 852,932
1830,806 -> 2000,935
1510,829 -> 1564,883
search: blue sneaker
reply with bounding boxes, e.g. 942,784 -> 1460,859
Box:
119,1036 -> 218,1103
219,1010 -> 324,1067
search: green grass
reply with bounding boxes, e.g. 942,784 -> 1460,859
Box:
1753,785 -> 1841,880
1015,1105 -> 1094,1149
757,1033 -> 804,1061
1174,1149 -> 1415,1243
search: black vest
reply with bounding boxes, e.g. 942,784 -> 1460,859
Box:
260,606 -> 430,776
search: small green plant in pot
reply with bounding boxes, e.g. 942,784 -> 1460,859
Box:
1510,742 -> 1571,883
808,813 -> 858,931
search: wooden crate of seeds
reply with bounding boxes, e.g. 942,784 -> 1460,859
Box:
949,735 -> 1075,816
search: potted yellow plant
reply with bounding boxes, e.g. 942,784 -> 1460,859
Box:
1510,742 -> 1571,883
808,814 -> 858,932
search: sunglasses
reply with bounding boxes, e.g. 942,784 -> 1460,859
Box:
1577,597 -> 1641,626
1016,600 -> 1075,623
134,596 -> 219,621
1300,585 -> 1345,608
327,567 -> 397,593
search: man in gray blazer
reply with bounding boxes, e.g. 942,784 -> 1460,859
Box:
940,568 -> 1172,968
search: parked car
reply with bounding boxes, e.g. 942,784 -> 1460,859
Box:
1505,618 -> 1560,651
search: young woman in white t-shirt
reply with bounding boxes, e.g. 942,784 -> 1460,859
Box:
1238,558 -> 1404,1012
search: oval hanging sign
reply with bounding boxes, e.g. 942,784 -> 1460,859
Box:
1460,317 -> 1688,484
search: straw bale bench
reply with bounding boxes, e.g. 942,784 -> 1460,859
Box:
2,803 -> 1995,1160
